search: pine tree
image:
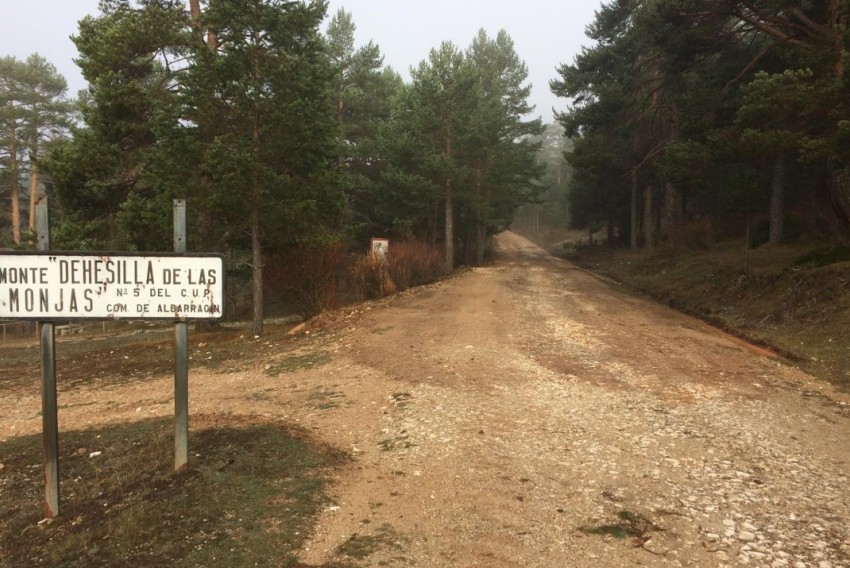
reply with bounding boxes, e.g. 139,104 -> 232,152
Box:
0,55 -> 72,245
408,42 -> 477,271
189,0 -> 339,335
466,30 -> 543,263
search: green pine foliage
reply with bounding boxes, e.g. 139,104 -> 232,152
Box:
0,54 -> 73,246
552,0 -> 850,248
31,2 -> 544,331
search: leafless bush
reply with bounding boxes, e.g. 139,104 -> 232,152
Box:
266,240 -> 445,316
386,240 -> 445,290
265,243 -> 348,316
348,253 -> 396,301
667,219 -> 715,250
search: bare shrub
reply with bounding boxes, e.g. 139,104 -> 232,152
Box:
667,219 -> 714,250
265,243 -> 348,316
265,240 -> 445,317
386,241 -> 445,290
349,253 -> 396,301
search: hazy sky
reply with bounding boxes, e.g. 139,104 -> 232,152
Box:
2,0 -> 602,123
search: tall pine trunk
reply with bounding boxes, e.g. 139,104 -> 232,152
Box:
474,172 -> 487,265
250,206 -> 264,336
769,157 -> 785,244
644,185 -> 653,250
443,133 -> 454,272
188,0 -> 217,51
249,29 -> 264,336
664,101 -> 681,234
475,220 -> 486,265
444,177 -> 454,272
826,1 -> 850,229
630,167 -> 638,250
9,100 -> 20,244
28,135 -> 38,232
188,0 -> 202,32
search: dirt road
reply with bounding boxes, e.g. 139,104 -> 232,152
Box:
295,231 -> 850,567
4,231 -> 850,566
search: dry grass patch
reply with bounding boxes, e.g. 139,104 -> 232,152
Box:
0,414 -> 346,568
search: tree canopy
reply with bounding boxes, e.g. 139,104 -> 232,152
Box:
0,54 -> 72,246
17,2 -> 543,334
552,0 -> 850,248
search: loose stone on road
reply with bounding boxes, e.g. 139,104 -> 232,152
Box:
4,231 -> 846,567
297,231 -> 850,567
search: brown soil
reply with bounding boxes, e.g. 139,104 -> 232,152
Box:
3,231 -> 850,566
558,238 -> 850,389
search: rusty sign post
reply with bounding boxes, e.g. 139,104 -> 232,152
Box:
0,199 -> 224,516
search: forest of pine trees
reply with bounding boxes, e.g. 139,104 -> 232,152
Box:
552,0 -> 850,249
1,1 -> 546,333
5,1 -> 848,332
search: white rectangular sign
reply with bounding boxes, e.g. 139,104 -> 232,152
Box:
0,253 -> 224,320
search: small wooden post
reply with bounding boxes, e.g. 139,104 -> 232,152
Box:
173,200 -> 189,472
37,199 -> 60,517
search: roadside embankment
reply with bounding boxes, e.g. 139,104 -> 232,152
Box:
557,240 -> 850,390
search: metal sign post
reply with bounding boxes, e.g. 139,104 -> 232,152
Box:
173,200 -> 189,472
36,200 -> 60,518
0,199 -> 225,514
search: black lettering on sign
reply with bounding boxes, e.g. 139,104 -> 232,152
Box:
162,269 -> 181,285
133,261 -> 145,284
0,267 -> 48,284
